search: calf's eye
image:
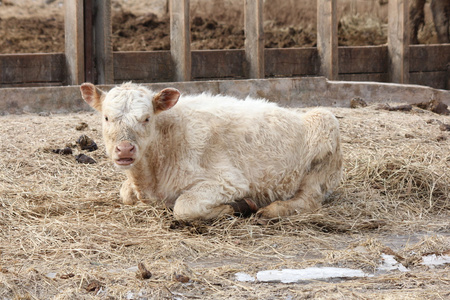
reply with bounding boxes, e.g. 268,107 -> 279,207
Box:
144,117 -> 150,122
105,116 -> 109,121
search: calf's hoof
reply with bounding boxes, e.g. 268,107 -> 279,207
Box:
120,181 -> 138,205
255,201 -> 290,220
122,196 -> 137,205
173,204 -> 235,221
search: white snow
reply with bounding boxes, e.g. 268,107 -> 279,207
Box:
45,272 -> 57,279
421,254 -> 450,266
255,267 -> 367,283
378,254 -> 409,272
234,272 -> 256,282
235,253 -> 449,284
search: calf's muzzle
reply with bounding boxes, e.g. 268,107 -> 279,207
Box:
115,141 -> 136,166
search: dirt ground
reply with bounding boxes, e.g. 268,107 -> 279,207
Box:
0,102 -> 449,299
0,0 -> 440,54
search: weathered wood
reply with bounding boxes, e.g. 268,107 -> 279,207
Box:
1,45 -> 449,89
317,0 -> 338,80
410,44 -> 450,72
113,51 -> 174,83
192,50 -> 246,80
448,64 -> 450,90
112,47 -> 392,81
265,48 -> 319,77
170,0 -> 191,82
0,82 -> 64,88
410,71 -> 448,89
65,0 -> 84,85
93,0 -> 114,84
84,0 -> 94,83
338,73 -> 388,83
388,0 -> 410,83
0,53 -> 65,86
339,46 -> 388,74
245,0 -> 265,79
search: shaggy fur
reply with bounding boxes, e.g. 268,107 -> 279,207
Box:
80,82 -> 342,221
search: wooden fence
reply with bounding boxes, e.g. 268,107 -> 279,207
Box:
0,0 -> 449,89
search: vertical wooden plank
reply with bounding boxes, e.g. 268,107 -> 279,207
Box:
65,0 -> 84,85
244,0 -> 264,79
93,0 -> 114,84
84,0 -> 94,83
170,0 -> 191,82
317,0 -> 338,80
388,0 -> 409,83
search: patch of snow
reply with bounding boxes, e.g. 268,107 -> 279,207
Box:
126,266 -> 139,272
378,254 -> 409,272
256,267 -> 367,283
421,254 -> 450,266
236,253 -> 449,285
126,290 -> 146,300
45,272 -> 57,279
235,272 -> 256,282
126,291 -> 135,300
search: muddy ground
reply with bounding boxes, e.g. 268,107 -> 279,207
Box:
0,0 -> 440,54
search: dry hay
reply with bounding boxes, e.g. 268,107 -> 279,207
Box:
0,104 -> 449,299
338,14 -> 387,46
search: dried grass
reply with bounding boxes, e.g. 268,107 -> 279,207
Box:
338,14 -> 387,46
0,105 -> 449,299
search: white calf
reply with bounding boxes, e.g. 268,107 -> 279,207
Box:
80,82 -> 342,221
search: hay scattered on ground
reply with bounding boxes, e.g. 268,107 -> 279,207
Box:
0,105 -> 449,299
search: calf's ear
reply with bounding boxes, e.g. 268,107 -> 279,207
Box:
153,88 -> 181,114
80,83 -> 105,112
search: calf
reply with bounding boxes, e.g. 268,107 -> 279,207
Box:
80,82 -> 342,221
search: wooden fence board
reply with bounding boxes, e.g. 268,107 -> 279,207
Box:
113,51 -> 174,83
1,45 -> 448,89
265,48 -> 319,77
245,0 -> 264,78
338,73 -> 388,83
192,50 -> 246,80
388,0 -> 409,83
170,0 -> 191,81
93,0 -> 114,84
65,0 -> 84,85
317,0 -> 338,79
410,44 -> 450,72
339,46 -> 388,74
84,0 -> 94,83
0,54 -> 65,86
410,71 -> 448,89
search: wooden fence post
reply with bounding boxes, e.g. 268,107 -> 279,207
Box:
65,0 -> 84,85
170,0 -> 191,82
245,0 -> 265,79
93,0 -> 114,84
317,0 -> 338,80
388,0 -> 409,83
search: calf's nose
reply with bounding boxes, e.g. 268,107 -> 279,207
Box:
116,141 -> 135,157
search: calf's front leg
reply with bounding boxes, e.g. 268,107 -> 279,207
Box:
120,179 -> 139,205
120,179 -> 157,205
173,181 -> 236,221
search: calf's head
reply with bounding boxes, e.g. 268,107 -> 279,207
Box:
80,82 -> 180,169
